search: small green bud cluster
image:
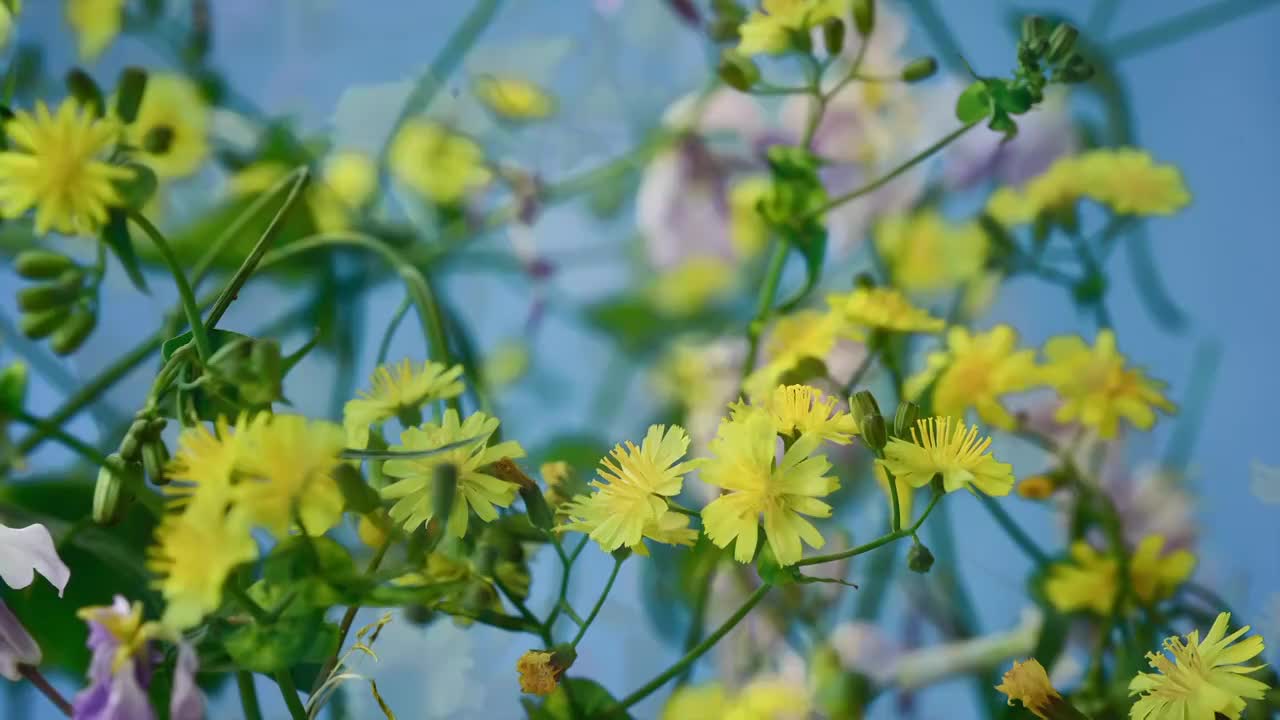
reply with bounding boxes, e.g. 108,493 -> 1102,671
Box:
14,250 -> 98,355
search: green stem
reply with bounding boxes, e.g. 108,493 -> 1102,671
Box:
975,492 -> 1049,566
8,409 -> 112,467
497,576 -> 552,646
308,535 -> 394,694
236,671 -> 264,720
544,535 -> 576,635
128,211 -> 214,360
611,584 -> 770,713
1111,0 -> 1280,59
885,465 -> 903,532
190,167 -> 307,289
797,490 -> 942,567
738,241 -> 790,385
376,296 -> 413,365
227,583 -> 271,624
571,555 -> 625,647
273,670 -> 309,720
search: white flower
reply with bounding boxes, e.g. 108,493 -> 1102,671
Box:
0,522 -> 70,595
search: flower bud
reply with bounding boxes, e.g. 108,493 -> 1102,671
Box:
1047,23 -> 1078,63
50,306 -> 96,356
93,455 -> 134,526
892,401 -> 920,439
822,18 -> 845,55
141,439 -> 169,485
717,49 -> 760,92
19,307 -> 70,340
853,0 -> 875,36
16,284 -> 77,313
849,390 -> 881,422
906,540 -> 934,574
14,250 -> 74,280
900,57 -> 938,83
861,414 -> 887,452
1021,15 -> 1049,43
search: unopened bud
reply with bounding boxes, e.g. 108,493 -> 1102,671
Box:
861,414 -> 887,452
14,250 -> 74,279
1047,23 -> 1078,63
907,540 -> 935,573
822,18 -> 845,55
50,306 -> 96,356
853,0 -> 875,36
850,390 -> 881,421
717,49 -> 760,92
19,307 -> 70,340
901,56 -> 938,83
141,439 -> 169,485
893,401 -> 920,439
1021,15 -> 1050,43
93,455 -> 133,526
17,283 -> 77,313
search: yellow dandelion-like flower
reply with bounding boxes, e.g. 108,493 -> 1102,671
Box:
1041,329 -> 1175,439
1084,147 -> 1190,216
236,414 -> 347,537
473,76 -> 555,122
729,175 -> 772,259
826,286 -> 945,339
148,507 -> 258,630
1044,535 -> 1195,616
995,659 -> 1064,720
984,155 -> 1090,227
388,120 -> 491,205
880,416 -> 1014,496
734,384 -> 858,444
118,73 -> 210,179
904,325 -> 1040,431
875,210 -> 989,293
737,0 -> 846,56
701,410 -> 837,566
381,409 -> 525,538
0,99 -> 130,236
343,359 -> 465,449
1129,612 -> 1270,720
66,0 -> 125,61
164,415 -> 250,516
648,256 -> 737,316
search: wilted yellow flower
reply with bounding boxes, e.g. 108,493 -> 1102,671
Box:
649,256 -> 737,315
995,659 -> 1063,720
826,286 -> 945,339
880,416 -> 1014,496
1040,329 -> 1174,438
120,73 -> 210,179
1129,612 -> 1270,720
389,120 -> 491,205
148,506 -> 258,630
474,76 -> 555,121
516,651 -> 559,695
734,384 -> 858,444
236,414 -> 347,537
875,210 -> 988,293
904,325 -> 1040,430
738,0 -> 846,55
1043,535 -> 1195,615
1083,147 -> 1190,216
381,409 -> 525,537
729,175 -> 772,258
0,99 -> 130,236
701,410 -> 836,565
66,0 -> 125,60
343,359 -> 465,449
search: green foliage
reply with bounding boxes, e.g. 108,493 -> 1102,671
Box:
522,678 -> 632,720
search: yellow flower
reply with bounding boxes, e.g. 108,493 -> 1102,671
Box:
743,309 -> 841,399
649,256 -> 737,316
1041,329 -> 1175,439
662,683 -> 727,720
119,73 -> 209,179
66,0 -> 125,60
389,120 -> 491,205
904,325 -> 1040,430
165,415 -> 249,516
381,409 -> 525,537
148,506 -> 258,630
701,410 -> 837,566
322,151 -> 377,209
729,175 -> 772,259
996,659 -> 1064,720
236,414 -> 347,537
1044,535 -> 1195,616
230,158 -> 373,233
559,424 -> 699,554
729,677 -> 812,719
880,416 -> 1014,496
737,0 -> 846,55
875,210 -> 988,293
77,598 -> 157,671
985,186 -> 1036,227
734,384 -> 858,444
1129,612 -> 1270,720
343,359 -> 466,449
0,100 -> 130,236
473,76 -> 555,121
826,286 -> 945,339
1091,148 -> 1191,216
516,651 -> 560,695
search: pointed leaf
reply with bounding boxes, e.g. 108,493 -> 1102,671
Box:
101,210 -> 149,293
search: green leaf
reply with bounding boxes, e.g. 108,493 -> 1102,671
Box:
115,67 -> 148,123
224,613 -> 339,673
101,210 -> 149,294
955,80 -> 992,123
65,68 -> 104,115
777,223 -> 828,311
161,328 -> 249,361
524,678 -> 631,720
114,163 -> 158,211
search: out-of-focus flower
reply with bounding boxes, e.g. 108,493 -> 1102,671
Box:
0,1 -> 21,51
1043,535 -> 1194,615
702,409 -> 836,565
322,151 -> 378,209
874,209 -> 988,293
1129,612 -> 1270,720
661,676 -> 810,719
828,621 -> 900,686
1040,329 -> 1174,439
231,154 -> 376,233
0,100 -> 130,236
147,506 -> 257,631
0,600 -> 40,681
729,175 -> 773,258
880,416 -> 1014,496
904,325 -> 1040,430
733,384 -> 857,444
647,256 -> 738,316
343,360 -> 465,449
120,73 -> 210,179
389,120 -> 491,205
1101,462 -> 1197,550
473,76 -> 555,122
737,0 -> 845,56
995,659 -> 1065,720
945,87 -> 1079,190
826,286 -> 945,339
66,0 -> 125,61
382,410 -> 524,537
0,521 -> 71,595
236,414 -> 346,537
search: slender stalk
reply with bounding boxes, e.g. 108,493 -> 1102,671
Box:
376,296 -> 413,365
738,241 -> 790,385
571,555 -> 625,646
543,535 -> 577,634
9,409 -> 112,467
18,666 -> 71,717
274,670 -> 309,720
1111,0 -> 1280,59
190,167 -> 308,289
308,535 -> 394,694
496,577 -> 552,646
611,584 -> 770,713
885,466 -> 903,532
227,583 -> 271,624
974,492 -> 1049,566
128,211 -> 214,360
797,491 -> 943,567
237,671 -> 264,720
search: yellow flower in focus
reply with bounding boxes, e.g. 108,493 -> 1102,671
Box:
995,659 -> 1063,720
516,651 -> 559,695
904,325 -> 1040,431
880,416 -> 1014,496
323,151 -> 377,209
474,76 -> 555,121
381,409 -> 525,537
875,210 -> 988,293
389,120 -> 491,205
735,384 -> 858,444
1129,612 -> 1269,720
343,359 -> 465,449
119,73 -> 210,179
0,100 -> 130,236
1041,329 -> 1174,439
1084,147 -> 1190,216
826,286 -> 945,339
559,425 -> 699,554
147,506 -> 258,630
701,410 -> 837,565
649,256 -> 737,316
236,414 -> 347,537
729,175 -> 772,259
1044,536 -> 1195,615
738,0 -> 846,56
66,0 -> 124,60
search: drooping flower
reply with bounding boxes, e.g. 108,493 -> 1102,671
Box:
0,100 -> 130,236
904,325 -> 1040,430
388,120 -> 491,205
1040,329 -> 1175,439
737,0 -> 846,56
236,414 -> 347,537
1129,612 -> 1270,720
701,410 -> 837,565
879,416 -> 1014,496
826,286 -> 945,339
343,360 -> 466,449
66,0 -> 125,61
1043,535 -> 1195,616
995,659 -> 1067,720
473,76 -> 555,121
874,209 -> 988,293
119,73 -> 209,179
734,384 -> 858,444
381,410 -> 525,537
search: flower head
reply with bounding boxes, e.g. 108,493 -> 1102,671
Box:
995,659 -> 1063,720
322,151 -> 377,209
516,651 -> 559,695
701,410 -> 837,565
738,0 -> 846,56
735,384 -> 858,444
66,0 -> 125,60
236,414 -> 347,537
0,99 -> 131,236
880,416 -> 1014,496
904,325 -> 1040,430
1129,612 -> 1270,720
1041,329 -> 1175,439
826,286 -> 945,339
119,73 -> 209,179
147,507 -> 258,630
164,416 -> 248,516
381,410 -> 525,538
744,309 -> 842,398
474,76 -> 555,121
1044,535 -> 1195,616
874,210 -> 988,293
343,360 -> 465,448
1083,147 -> 1190,216
389,120 -> 491,205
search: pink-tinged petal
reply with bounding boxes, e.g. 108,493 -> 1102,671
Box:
168,643 -> 205,720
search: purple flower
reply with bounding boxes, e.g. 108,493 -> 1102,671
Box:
168,643 -> 205,720
0,599 -> 40,681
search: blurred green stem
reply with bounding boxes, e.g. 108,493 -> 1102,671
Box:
128,211 -> 214,361
571,555 -> 625,646
237,672 -> 263,720
739,241 -> 789,385
1111,0 -> 1280,59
